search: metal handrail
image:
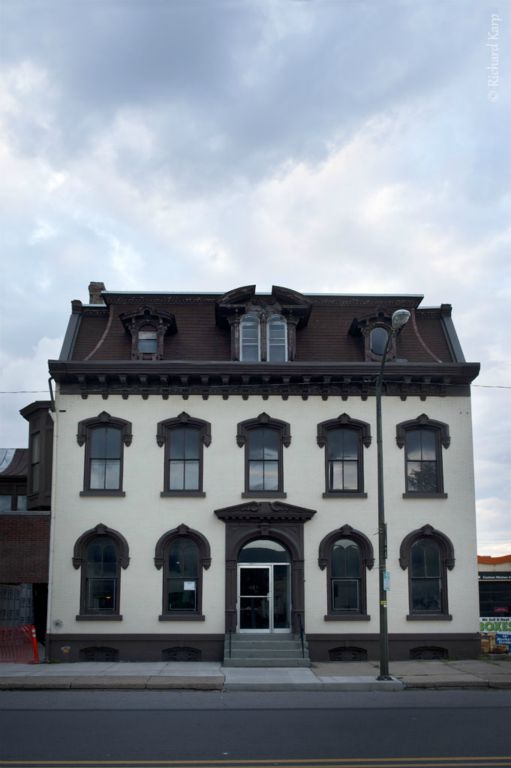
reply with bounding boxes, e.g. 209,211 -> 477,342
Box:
298,614 -> 305,658
228,629 -> 232,659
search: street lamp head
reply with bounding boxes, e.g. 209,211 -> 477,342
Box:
391,309 -> 411,331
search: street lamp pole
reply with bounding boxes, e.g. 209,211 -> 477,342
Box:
376,309 -> 410,681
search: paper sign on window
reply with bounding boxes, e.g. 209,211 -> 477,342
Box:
184,581 -> 196,591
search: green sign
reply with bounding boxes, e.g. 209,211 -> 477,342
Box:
480,617 -> 511,632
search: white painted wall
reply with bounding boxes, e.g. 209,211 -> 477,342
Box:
48,390 -> 479,638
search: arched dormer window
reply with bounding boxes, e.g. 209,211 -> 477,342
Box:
120,306 -> 177,360
349,309 -> 401,362
267,314 -> 288,362
240,314 -> 260,361
215,286 -> 311,362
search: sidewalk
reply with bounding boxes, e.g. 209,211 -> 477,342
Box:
0,657 -> 509,691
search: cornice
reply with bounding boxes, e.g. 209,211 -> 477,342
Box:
48,359 -> 480,400
214,500 -> 316,523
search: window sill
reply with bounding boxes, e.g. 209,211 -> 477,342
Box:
80,490 -> 126,497
242,491 -> 287,499
406,613 -> 452,621
324,614 -> 370,621
160,491 -> 206,498
159,614 -> 205,622
76,614 -> 123,621
402,493 -> 448,499
322,492 -> 367,499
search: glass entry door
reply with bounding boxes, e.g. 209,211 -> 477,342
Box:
238,564 -> 290,632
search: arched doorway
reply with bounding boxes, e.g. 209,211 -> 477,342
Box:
214,500 -> 316,635
238,539 -> 291,633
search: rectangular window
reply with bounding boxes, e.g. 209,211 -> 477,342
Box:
89,428 -> 121,490
0,495 -> 12,512
327,429 -> 359,492
168,428 -> 200,491
248,429 -> 279,491
406,429 -> 439,492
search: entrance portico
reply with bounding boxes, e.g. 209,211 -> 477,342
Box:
214,500 -> 316,636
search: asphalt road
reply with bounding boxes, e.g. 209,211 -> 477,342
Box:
0,689 -> 509,768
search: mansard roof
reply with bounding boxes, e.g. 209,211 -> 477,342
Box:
50,283 -> 479,399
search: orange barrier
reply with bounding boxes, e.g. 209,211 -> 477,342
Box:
0,624 -> 40,663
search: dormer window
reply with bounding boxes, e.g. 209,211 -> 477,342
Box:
349,309 -> 404,362
215,285 -> 311,362
120,306 -> 177,361
267,314 -> 287,362
137,326 -> 158,356
369,327 -> 389,357
240,314 -> 260,361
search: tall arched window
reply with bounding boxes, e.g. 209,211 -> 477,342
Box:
166,537 -> 199,613
240,314 -> 260,361
73,524 -> 130,619
400,524 -> 454,619
318,525 -> 373,619
154,525 -> 211,620
84,537 -> 119,614
267,314 -> 287,362
410,539 -> 443,614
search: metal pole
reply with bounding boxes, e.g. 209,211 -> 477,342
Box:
376,332 -> 393,681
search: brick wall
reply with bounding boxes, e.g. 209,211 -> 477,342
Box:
0,516 -> 50,582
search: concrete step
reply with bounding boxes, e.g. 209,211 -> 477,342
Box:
223,633 -> 310,667
227,640 -> 307,650
223,658 -> 312,668
227,648 -> 306,659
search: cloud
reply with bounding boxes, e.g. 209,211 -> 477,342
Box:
0,337 -> 61,447
0,0 -> 509,551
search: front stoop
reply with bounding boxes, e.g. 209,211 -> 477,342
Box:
223,633 -> 311,667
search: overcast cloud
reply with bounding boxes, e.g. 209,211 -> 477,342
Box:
0,0 -> 509,554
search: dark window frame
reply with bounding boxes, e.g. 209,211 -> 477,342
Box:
154,524 -> 211,621
317,414 -> 371,497
237,413 -> 291,498
73,523 -> 130,620
120,305 -> 177,361
77,412 -> 132,496
399,524 -> 454,620
396,414 -> 450,498
318,525 -> 374,620
157,413 -> 211,497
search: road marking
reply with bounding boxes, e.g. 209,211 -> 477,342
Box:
1,758 -> 510,768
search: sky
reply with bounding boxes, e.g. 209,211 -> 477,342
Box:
0,0 -> 509,555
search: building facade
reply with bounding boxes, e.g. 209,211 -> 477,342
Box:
0,401 -> 53,642
46,283 -> 480,662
